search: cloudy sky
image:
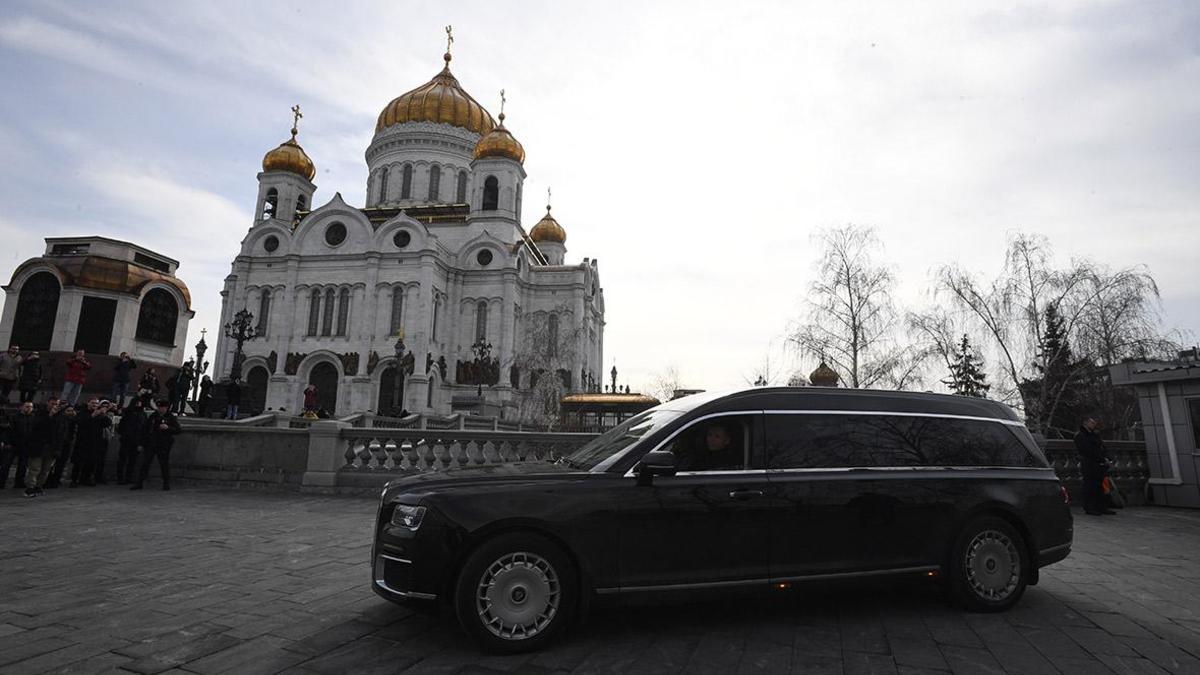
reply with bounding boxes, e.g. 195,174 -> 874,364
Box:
0,0 -> 1196,393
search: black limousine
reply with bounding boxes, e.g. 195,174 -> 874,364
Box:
372,388 -> 1073,652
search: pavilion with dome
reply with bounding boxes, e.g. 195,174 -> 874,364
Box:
211,39 -> 605,417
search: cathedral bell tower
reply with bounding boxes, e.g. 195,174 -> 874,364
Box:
255,105 -> 317,226
469,91 -> 526,223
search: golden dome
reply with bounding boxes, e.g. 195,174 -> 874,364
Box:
473,113 -> 525,163
376,53 -> 496,136
809,361 -> 840,387
529,205 -> 566,244
262,131 -> 315,181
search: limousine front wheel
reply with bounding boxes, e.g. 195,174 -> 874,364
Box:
454,532 -> 578,653
949,516 -> 1028,612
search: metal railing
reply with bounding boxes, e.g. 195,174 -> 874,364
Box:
339,428 -> 597,473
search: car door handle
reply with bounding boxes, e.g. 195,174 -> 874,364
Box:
728,489 -> 764,500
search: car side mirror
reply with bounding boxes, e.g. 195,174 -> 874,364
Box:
635,450 -> 676,486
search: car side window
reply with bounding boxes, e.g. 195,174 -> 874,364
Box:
765,413 -> 1036,469
669,414 -> 760,472
765,414 -> 924,469
907,417 -> 1036,467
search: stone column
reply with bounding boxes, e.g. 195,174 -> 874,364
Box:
302,420 -> 350,488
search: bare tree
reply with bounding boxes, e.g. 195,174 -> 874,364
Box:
789,225 -> 906,388
936,233 -> 1178,433
509,305 -> 585,429
645,365 -> 682,403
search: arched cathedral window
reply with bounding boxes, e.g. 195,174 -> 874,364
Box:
475,301 -> 488,341
428,165 -> 441,202
378,167 -> 389,204
322,288 -> 335,336
263,188 -> 278,219
456,171 -> 468,203
257,289 -> 271,336
307,290 -> 320,336
11,271 -> 60,350
401,164 -> 413,199
296,194 -> 307,213
136,288 -> 178,346
482,176 -> 498,211
389,287 -> 403,336
336,288 -> 350,336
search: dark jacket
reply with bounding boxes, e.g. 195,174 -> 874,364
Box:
18,357 -> 42,390
1073,426 -> 1107,473
199,379 -> 213,399
226,381 -> 242,406
10,409 -> 51,450
118,407 -> 146,444
49,410 -> 77,452
139,372 -> 160,394
143,411 -> 181,451
76,412 -> 112,451
114,358 -> 138,384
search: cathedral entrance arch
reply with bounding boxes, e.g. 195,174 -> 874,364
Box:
377,365 -> 404,416
308,361 -> 339,414
245,366 -> 269,415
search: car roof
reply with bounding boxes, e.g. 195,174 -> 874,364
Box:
660,387 -> 1021,422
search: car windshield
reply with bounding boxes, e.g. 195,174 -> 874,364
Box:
561,409 -> 682,472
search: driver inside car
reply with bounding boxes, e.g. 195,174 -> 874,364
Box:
675,422 -> 743,472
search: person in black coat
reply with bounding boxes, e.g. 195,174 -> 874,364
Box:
44,403 -> 78,489
18,351 -> 42,403
116,400 -> 146,484
2,401 -> 49,489
131,399 -> 181,491
1073,416 -> 1114,516
71,399 -> 112,487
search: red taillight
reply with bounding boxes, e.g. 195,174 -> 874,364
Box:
1060,485 -> 1070,504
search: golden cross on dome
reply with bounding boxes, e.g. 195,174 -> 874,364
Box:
498,89 -> 507,123
445,25 -> 454,54
290,104 -> 303,139
546,186 -> 552,211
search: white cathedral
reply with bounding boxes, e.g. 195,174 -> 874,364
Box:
212,45 -> 605,417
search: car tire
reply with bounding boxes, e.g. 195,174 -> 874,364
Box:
454,532 -> 578,653
948,516 -> 1029,612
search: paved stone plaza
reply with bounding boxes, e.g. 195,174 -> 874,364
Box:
2,487 -> 1200,674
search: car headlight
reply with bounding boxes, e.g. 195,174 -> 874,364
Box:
390,504 -> 426,530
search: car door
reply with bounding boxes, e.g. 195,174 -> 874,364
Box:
765,412 -> 944,580
616,412 -> 773,590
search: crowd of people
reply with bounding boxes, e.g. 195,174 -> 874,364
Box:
0,393 -> 182,496
0,344 -> 203,497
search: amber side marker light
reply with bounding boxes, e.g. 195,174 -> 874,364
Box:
776,583 -> 790,590
1060,485 -> 1071,504
926,571 -> 938,578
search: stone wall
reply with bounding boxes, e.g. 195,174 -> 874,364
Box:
171,422 -> 309,488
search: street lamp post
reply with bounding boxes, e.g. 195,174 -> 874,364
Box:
392,330 -> 406,416
471,338 -> 493,398
224,309 -> 259,383
191,329 -> 209,402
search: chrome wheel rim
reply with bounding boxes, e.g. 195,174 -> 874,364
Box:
476,551 -> 560,640
964,529 -> 1020,601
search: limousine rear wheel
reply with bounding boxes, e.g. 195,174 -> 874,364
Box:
454,532 -> 578,653
949,516 -> 1028,612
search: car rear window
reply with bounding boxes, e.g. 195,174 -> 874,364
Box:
764,413 -> 1038,469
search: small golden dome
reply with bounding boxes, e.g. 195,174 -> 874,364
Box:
262,131 -> 315,181
473,113 -> 525,163
530,205 -> 566,244
809,361 -> 840,387
376,53 -> 496,136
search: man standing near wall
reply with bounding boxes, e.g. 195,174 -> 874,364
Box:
111,353 -> 138,408
131,399 -> 181,491
1074,415 -> 1116,516
0,345 -> 22,404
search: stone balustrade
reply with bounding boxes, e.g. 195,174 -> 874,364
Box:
1044,439 -> 1149,505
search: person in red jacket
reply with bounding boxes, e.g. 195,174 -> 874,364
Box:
60,350 -> 92,406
